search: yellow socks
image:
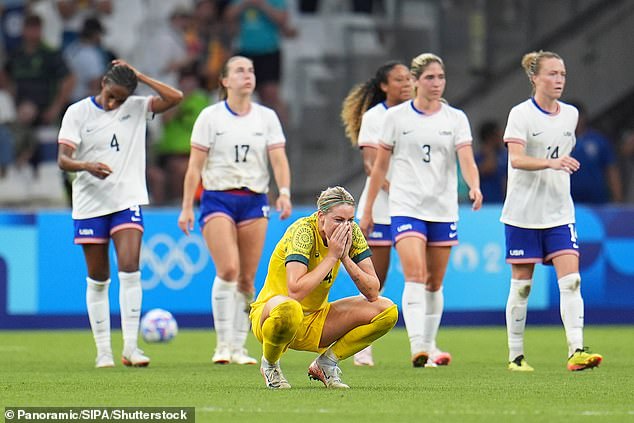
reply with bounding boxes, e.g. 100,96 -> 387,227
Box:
330,304 -> 398,361
261,300 -> 303,364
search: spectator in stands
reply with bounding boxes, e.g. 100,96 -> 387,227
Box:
150,68 -> 209,204
224,0 -> 296,122
500,50 -> 602,373
0,13 -> 75,126
57,60 -> 183,368
92,0 -> 145,61
340,60 -> 411,366
250,186 -> 397,389
63,16 -> 109,103
0,0 -> 28,56
569,101 -> 622,203
177,56 -> 292,367
476,120 -> 507,203
132,7 -> 193,96
31,0 -> 87,51
190,0 -> 231,94
360,53 -> 482,369
6,100 -> 38,171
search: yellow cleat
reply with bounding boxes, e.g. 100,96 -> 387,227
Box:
508,355 -> 534,372
567,348 -> 603,371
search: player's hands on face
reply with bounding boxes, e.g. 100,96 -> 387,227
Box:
177,209 -> 195,236
327,220 -> 349,260
86,162 -> 113,179
551,155 -> 580,174
341,222 -> 353,259
470,187 -> 483,211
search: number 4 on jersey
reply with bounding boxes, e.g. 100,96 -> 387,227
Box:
111,134 -> 120,151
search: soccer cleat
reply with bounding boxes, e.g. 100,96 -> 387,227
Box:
567,348 -> 603,371
508,354 -> 534,372
353,346 -> 374,367
231,348 -> 257,365
95,352 -> 115,368
121,348 -> 150,367
308,359 -> 350,389
411,351 -> 429,368
212,343 -> 231,364
429,348 -> 452,366
260,363 -> 291,389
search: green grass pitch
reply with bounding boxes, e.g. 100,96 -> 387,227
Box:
2,326 -> 633,422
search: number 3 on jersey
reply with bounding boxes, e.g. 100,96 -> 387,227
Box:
421,144 -> 431,163
110,134 -> 120,152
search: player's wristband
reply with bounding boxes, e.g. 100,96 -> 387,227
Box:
279,187 -> 291,199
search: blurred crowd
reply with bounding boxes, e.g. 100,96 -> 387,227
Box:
1,0 -> 633,207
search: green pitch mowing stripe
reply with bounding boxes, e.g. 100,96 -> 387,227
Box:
1,326 -> 632,423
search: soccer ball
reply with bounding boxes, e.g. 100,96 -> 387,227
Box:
140,309 -> 178,343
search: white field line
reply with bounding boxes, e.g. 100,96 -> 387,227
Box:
0,345 -> 27,352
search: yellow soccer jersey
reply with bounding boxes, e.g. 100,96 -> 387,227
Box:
253,212 -> 372,313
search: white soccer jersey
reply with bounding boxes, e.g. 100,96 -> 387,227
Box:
191,101 -> 285,193
501,98 -> 578,228
380,100 -> 472,221
58,96 -> 153,219
356,102 -> 391,225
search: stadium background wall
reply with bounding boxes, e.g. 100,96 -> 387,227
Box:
1,205 -> 633,329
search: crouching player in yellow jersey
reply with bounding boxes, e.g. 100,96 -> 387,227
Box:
250,186 -> 398,389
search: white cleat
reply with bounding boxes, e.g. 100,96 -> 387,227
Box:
308,358 -> 350,389
95,352 -> 115,368
261,363 -> 291,389
122,348 -> 150,367
231,348 -> 257,365
353,346 -> 374,367
212,343 -> 231,364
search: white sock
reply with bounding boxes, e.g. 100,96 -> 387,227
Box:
402,281 -> 426,355
558,273 -> 584,356
506,279 -> 532,361
212,276 -> 237,347
261,356 -> 277,368
86,277 -> 111,356
319,348 -> 339,367
232,290 -> 253,352
422,287 -> 443,353
118,271 -> 142,354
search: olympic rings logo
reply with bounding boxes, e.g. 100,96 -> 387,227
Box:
141,233 -> 209,290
